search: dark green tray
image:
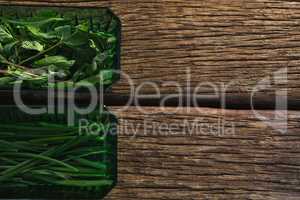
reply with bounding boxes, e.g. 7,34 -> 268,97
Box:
0,5 -> 121,92
0,105 -> 118,199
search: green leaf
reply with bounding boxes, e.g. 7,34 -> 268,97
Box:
54,25 -> 72,40
26,25 -> 57,39
63,30 -> 89,47
7,66 -> 38,79
93,32 -> 116,45
34,56 -> 75,69
76,21 -> 89,32
99,69 -> 114,84
0,25 -> 13,43
21,41 -> 44,52
3,41 -> 18,57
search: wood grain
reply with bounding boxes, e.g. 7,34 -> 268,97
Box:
1,0 -> 299,100
0,1 -> 299,199
107,107 -> 300,200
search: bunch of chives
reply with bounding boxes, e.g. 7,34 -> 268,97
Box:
0,121 -> 113,190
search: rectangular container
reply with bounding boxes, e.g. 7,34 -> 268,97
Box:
0,5 -> 121,92
0,105 -> 118,199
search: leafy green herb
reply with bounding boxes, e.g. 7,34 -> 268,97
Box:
21,41 -> 44,52
34,56 -> 75,69
0,9 -> 117,88
0,25 -> 13,43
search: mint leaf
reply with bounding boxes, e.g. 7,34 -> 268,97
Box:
21,41 -> 44,52
99,69 -> 114,85
3,41 -> 18,57
26,25 -> 57,39
76,21 -> 89,32
0,25 -> 13,43
54,25 -> 72,40
34,56 -> 75,69
63,30 -> 89,47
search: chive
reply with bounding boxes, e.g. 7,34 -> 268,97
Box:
0,132 -> 15,136
48,166 -> 106,174
27,173 -> 63,185
55,180 -> 113,187
15,141 -> 48,151
0,140 -> 38,152
31,170 -> 68,180
65,150 -> 107,162
0,165 -> 14,169
73,158 -> 107,170
61,172 -> 107,178
65,146 -> 105,155
0,117 -> 113,190
0,138 -> 80,182
29,136 -> 77,144
0,152 -> 78,172
3,183 -> 28,188
0,157 -> 18,165
11,177 -> 37,186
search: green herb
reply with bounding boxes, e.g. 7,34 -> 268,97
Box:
0,118 -> 114,190
0,9 -> 117,88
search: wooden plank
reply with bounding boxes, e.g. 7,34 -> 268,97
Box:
0,1 -> 299,198
106,107 -> 300,199
1,0 -> 299,100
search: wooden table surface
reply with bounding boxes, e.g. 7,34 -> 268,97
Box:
1,0 -> 300,199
